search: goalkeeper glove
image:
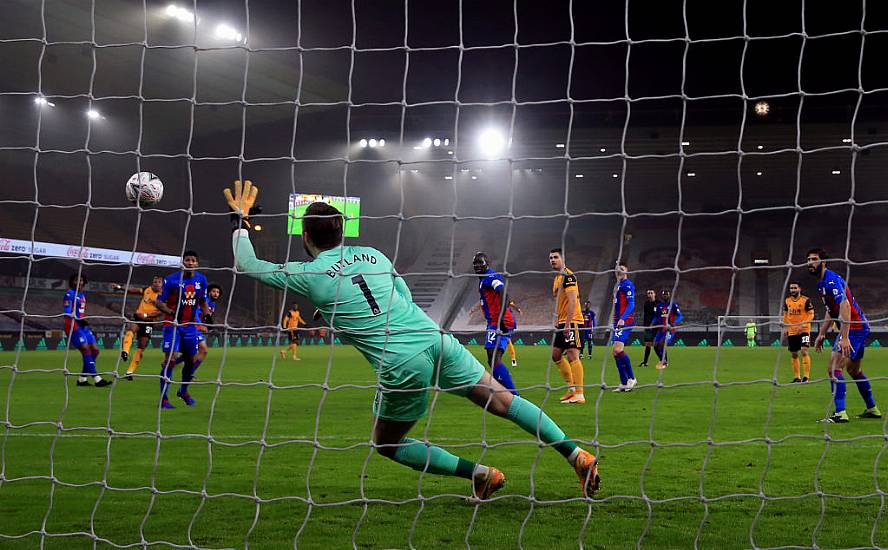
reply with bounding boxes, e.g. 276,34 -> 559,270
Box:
224,180 -> 262,230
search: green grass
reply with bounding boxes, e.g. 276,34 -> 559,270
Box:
0,345 -> 886,549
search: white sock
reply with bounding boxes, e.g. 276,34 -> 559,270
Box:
78,376 -> 87,383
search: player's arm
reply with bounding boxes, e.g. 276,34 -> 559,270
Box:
154,280 -> 175,316
781,301 -> 790,334
393,274 -> 413,302
836,298 -> 853,356
804,298 -> 815,323
281,312 -> 289,329
232,229 -> 309,295
617,287 -> 634,327
111,283 -> 146,296
511,301 -> 522,314
814,309 -> 832,352
672,305 -> 683,327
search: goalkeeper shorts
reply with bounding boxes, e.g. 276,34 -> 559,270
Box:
373,333 -> 486,422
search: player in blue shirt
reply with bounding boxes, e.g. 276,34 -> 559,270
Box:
808,248 -> 881,423
173,282 -> 222,377
472,252 -> 518,395
155,250 -> 209,409
612,263 -> 637,392
580,300 -> 595,359
652,289 -> 683,370
64,274 -> 111,387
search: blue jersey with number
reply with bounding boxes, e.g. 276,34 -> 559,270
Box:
479,268 -> 516,330
63,288 -> 87,334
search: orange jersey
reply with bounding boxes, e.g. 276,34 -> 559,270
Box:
283,309 -> 304,330
552,268 -> 584,324
135,286 -> 161,319
783,295 -> 814,335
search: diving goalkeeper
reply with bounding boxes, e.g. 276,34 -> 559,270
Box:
224,181 -> 600,499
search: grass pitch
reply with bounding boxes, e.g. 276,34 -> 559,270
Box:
0,344 -> 886,549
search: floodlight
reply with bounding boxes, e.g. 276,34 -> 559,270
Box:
422,137 -> 432,148
86,109 -> 101,120
433,138 -> 441,147
378,139 -> 385,147
478,128 -> 506,158
368,138 -> 378,148
359,139 -> 368,148
215,23 -> 243,42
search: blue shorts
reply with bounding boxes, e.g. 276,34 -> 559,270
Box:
196,331 -> 206,344
69,327 -> 97,348
611,326 -> 632,344
834,329 -> 869,362
653,331 -> 674,346
161,326 -> 199,356
485,327 -> 512,351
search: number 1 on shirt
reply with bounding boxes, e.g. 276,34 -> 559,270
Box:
351,274 -> 381,315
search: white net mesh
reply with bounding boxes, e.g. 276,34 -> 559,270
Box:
1,0 -> 888,548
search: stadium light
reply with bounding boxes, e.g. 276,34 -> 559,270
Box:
754,101 -> 770,116
471,175 -> 478,180
165,5 -> 194,23
252,224 -> 263,232
756,145 -> 764,150
599,147 -> 607,153
215,23 -> 243,42
86,109 -> 102,120
368,138 -> 378,148
34,97 -> 55,107
611,173 -> 618,178
575,174 -> 584,178
359,139 -> 368,148
378,139 -> 385,147
681,141 -> 690,146
842,138 -> 852,143
433,138 -> 441,147
443,138 -> 450,146
478,128 -> 506,158
756,171 -> 763,176
444,175 -> 453,180
422,137 -> 432,148
686,171 -> 696,177
555,143 -> 565,148
831,170 -> 841,175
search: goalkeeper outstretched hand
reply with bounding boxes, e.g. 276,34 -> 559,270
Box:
224,179 -> 262,230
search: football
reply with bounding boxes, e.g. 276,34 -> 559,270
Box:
125,172 -> 164,207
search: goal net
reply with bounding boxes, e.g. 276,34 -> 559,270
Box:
1,0 -> 887,548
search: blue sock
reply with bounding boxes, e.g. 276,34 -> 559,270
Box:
851,371 -> 876,409
160,364 -> 175,400
191,358 -> 203,373
654,346 -> 664,361
832,373 -> 847,412
82,353 -> 97,376
179,356 -> 197,395
492,363 -> 519,396
613,355 -> 627,385
618,351 -> 635,380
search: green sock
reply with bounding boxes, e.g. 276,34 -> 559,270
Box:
507,395 -> 578,459
391,438 -> 476,479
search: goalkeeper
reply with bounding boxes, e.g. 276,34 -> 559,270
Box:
225,181 -> 600,500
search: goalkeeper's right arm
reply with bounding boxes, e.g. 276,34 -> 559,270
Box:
232,229 -> 298,293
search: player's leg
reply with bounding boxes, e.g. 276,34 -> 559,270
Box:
486,341 -> 518,396
563,328 -> 585,403
175,334 -> 198,407
844,331 -> 880,418
641,331 -> 652,366
551,330 -> 574,401
290,331 -> 300,360
121,322 -> 137,361
159,327 -> 179,408
788,335 -> 801,382
821,351 -> 849,422
506,338 -> 517,367
126,324 -> 151,379
465,371 -> 599,496
800,335 -> 811,382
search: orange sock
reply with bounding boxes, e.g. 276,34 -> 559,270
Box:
791,357 -> 800,378
802,355 -> 811,377
570,359 -> 585,396
126,347 -> 143,374
122,330 -> 135,354
557,357 -> 573,389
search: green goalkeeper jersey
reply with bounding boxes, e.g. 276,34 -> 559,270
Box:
232,230 -> 441,378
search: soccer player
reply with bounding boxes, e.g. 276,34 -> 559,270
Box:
611,263 -> 637,392
580,300 -> 596,359
472,252 -> 518,395
113,276 -> 164,380
64,274 -> 111,387
506,298 -> 521,368
652,289 -> 683,370
154,250 -> 209,409
745,319 -> 757,347
782,282 -> 814,383
639,289 -> 657,367
808,248 -> 881,423
548,249 -> 586,404
173,282 -> 223,375
225,180 -> 600,499
280,302 -> 305,360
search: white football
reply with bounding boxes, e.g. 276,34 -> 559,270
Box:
125,172 -> 164,207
